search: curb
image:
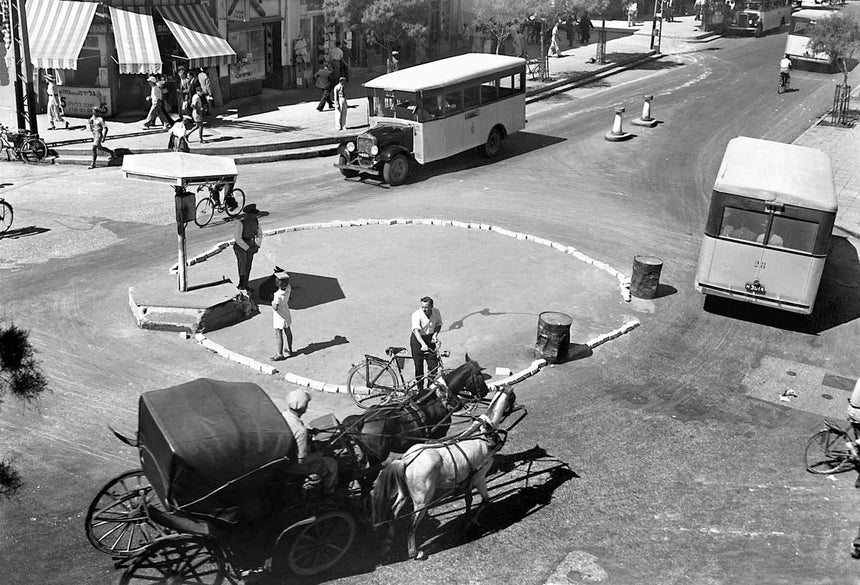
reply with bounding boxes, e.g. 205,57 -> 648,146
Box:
526,51 -> 662,104
167,217 -> 643,394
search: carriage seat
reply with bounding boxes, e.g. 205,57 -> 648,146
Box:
385,346 -> 407,356
146,503 -> 212,537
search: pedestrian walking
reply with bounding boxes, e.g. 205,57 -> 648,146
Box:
271,274 -> 294,361
233,203 -> 261,291
142,76 -> 170,129
627,1 -> 639,26
565,16 -> 577,47
176,67 -> 191,115
187,88 -> 206,143
579,11 -> 593,44
330,41 -> 344,79
86,107 -> 114,169
410,296 -> 442,392
333,77 -> 348,131
511,26 -> 526,58
549,20 -> 562,57
197,68 -> 213,115
45,74 -> 69,130
314,63 -> 334,111
386,50 -> 399,73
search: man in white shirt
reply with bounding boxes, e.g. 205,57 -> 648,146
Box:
779,54 -> 792,88
410,296 -> 442,391
142,76 -> 169,129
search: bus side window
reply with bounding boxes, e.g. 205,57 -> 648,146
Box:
463,86 -> 480,110
422,96 -> 441,119
481,80 -> 498,104
443,90 -> 462,111
499,75 -> 514,99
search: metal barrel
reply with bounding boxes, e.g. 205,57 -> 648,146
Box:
534,311 -> 572,364
630,255 -> 663,299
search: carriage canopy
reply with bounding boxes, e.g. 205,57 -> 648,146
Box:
138,378 -> 294,523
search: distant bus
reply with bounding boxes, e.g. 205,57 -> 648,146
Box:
336,53 -> 526,186
695,137 -> 838,315
785,9 -> 839,71
726,0 -> 792,35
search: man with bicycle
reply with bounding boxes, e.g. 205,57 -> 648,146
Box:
779,54 -> 792,90
411,296 -> 442,391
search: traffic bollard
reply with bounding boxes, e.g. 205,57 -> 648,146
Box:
632,95 -> 658,128
604,105 -> 633,142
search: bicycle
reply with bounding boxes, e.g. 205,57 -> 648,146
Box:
0,124 -> 47,164
778,72 -> 790,94
804,419 -> 860,478
194,182 -> 246,227
0,197 -> 12,235
346,346 -> 450,409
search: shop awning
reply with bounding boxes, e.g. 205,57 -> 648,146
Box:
157,4 -> 236,69
26,0 -> 98,70
109,6 -> 162,74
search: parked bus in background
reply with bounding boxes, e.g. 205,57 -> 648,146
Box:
726,0 -> 792,36
695,137 -> 838,315
785,9 -> 840,71
336,53 -> 526,186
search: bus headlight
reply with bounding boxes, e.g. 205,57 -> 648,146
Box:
346,142 -> 356,152
370,145 -> 379,156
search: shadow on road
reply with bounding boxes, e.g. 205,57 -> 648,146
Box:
0,225 -> 50,239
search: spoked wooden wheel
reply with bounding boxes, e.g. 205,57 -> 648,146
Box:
85,469 -> 171,557
278,511 -> 356,576
805,428 -> 856,475
120,536 -> 226,585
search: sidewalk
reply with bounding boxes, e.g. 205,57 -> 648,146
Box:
40,16 -> 711,165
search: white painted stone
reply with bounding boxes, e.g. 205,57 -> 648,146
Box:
441,220 -> 453,226
551,241 -> 568,251
452,220 -> 470,228
495,367 -> 513,377
307,378 -> 326,391
322,383 -> 340,393
284,372 -> 300,384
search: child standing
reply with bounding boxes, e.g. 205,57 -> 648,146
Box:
271,275 -> 294,361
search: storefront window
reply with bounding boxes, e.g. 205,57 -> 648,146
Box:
229,29 -> 266,82
227,0 -> 281,21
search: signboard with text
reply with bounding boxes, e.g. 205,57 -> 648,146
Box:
56,87 -> 112,117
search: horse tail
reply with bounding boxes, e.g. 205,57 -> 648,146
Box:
371,459 -> 408,527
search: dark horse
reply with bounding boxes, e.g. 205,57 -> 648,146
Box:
343,356 -> 490,467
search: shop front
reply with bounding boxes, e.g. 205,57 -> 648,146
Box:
26,0 -> 235,118
226,0 -> 284,97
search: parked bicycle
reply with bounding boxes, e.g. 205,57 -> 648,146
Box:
346,346 -> 452,409
0,197 -> 12,235
0,124 -> 47,164
194,182 -> 245,227
804,419 -> 860,481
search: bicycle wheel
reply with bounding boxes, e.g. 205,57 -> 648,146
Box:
0,200 -> 12,234
346,360 -> 401,409
805,427 -> 856,475
224,188 -> 245,217
194,197 -> 214,227
21,136 -> 47,164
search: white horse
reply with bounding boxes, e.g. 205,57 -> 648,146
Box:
370,385 -> 517,560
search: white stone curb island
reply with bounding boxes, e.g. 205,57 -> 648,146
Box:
175,218 -> 642,393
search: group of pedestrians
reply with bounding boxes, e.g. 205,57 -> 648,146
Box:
313,62 -> 350,131
547,12 -> 594,57
138,67 -> 213,151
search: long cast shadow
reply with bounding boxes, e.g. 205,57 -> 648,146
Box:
250,271 -> 345,309
0,226 -> 50,239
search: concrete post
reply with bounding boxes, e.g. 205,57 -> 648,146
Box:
632,94 -> 658,127
604,105 -> 633,141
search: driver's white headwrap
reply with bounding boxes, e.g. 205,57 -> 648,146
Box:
286,389 -> 311,412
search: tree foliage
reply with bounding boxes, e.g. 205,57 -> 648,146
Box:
473,0 -> 553,50
0,323 -> 49,498
361,0 -> 428,52
323,0 -> 372,30
807,11 -> 860,85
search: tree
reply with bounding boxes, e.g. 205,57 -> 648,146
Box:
473,0 -> 554,54
323,0 -> 373,25
807,10 -> 860,86
361,0 -> 428,55
0,323 -> 49,498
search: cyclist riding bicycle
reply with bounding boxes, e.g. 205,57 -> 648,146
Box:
779,54 -> 792,88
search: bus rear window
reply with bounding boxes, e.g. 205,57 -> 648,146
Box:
769,215 -> 818,252
719,208 -> 768,242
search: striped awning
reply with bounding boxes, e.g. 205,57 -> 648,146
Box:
26,0 -> 97,70
156,5 -> 236,68
109,6 -> 162,74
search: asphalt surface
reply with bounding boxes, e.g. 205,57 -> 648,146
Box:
1,20 -> 859,585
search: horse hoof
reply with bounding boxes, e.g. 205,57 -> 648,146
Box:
414,551 -> 428,561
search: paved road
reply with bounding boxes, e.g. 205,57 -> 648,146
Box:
0,30 -> 859,585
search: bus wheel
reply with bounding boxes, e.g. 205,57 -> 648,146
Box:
383,154 -> 410,186
481,127 -> 503,158
339,154 -> 359,178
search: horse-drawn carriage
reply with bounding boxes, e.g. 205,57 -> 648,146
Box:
84,378 -> 367,583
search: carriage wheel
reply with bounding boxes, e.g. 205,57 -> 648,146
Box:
119,536 -> 226,585
85,469 -> 171,557
278,511 -> 356,576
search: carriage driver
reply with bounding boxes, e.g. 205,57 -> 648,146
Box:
282,389 -> 338,495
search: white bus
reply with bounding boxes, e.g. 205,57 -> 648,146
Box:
337,53 -> 526,186
727,0 -> 792,35
785,9 -> 839,71
695,137 -> 838,315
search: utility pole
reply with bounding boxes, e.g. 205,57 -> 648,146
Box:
5,0 -> 38,133
650,0 -> 663,52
